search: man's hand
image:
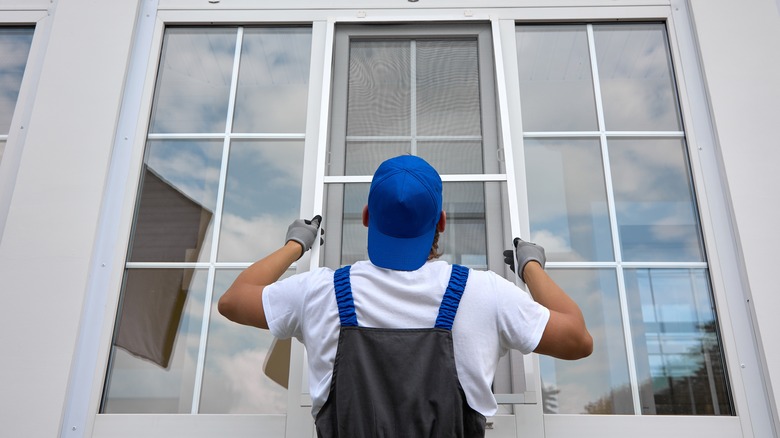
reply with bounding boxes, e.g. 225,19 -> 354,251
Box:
285,215 -> 325,259
502,237 -> 546,282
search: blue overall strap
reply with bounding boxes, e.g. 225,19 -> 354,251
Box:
434,264 -> 470,330
333,265 -> 358,327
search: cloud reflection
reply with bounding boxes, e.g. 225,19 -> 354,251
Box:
593,23 -> 682,131
149,28 -> 236,134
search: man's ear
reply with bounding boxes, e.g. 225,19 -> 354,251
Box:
437,211 -> 446,232
362,205 -> 369,227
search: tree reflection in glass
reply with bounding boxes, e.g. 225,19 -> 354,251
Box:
625,269 -> 732,415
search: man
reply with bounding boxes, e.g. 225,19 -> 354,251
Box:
219,155 -> 592,437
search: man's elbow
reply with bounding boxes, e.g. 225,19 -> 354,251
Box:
576,332 -> 594,359
217,292 -> 238,322
558,332 -> 593,360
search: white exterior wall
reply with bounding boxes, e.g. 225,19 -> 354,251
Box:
0,0 -> 778,436
0,1 -> 141,437
689,0 -> 780,429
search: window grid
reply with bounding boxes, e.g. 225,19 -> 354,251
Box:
523,23 -> 717,416
187,26 -> 244,414
117,25 -> 308,414
588,21 -> 643,414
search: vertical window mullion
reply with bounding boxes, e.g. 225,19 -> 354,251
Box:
410,40 -> 418,156
586,23 -> 643,415
190,26 -> 244,414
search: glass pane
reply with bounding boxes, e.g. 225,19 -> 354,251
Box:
525,139 -> 613,261
217,140 -> 304,262
336,182 -> 487,267
232,27 -> 312,133
200,270 -> 288,413
540,269 -> 632,414
516,25 -> 597,131
102,269 -> 207,413
0,28 -> 34,133
609,138 -> 705,262
128,140 -> 222,263
625,269 -> 733,415
416,40 -> 481,136
149,28 -> 236,134
347,41 -> 411,137
0,140 -> 4,165
594,23 -> 682,131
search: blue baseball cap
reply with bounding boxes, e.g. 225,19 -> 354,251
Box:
367,155 -> 443,271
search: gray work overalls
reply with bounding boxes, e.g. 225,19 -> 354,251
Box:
315,264 -> 487,438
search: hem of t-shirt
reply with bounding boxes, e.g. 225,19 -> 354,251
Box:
262,285 -> 284,339
526,306 -> 551,354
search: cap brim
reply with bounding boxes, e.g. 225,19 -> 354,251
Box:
367,222 -> 435,271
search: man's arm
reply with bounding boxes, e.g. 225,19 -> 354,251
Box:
218,216 -> 322,330
523,261 -> 593,360
506,238 -> 593,360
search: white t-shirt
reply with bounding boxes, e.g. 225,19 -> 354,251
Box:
262,260 -> 550,417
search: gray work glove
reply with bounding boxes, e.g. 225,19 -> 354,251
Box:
502,237 -> 546,282
285,215 -> 324,259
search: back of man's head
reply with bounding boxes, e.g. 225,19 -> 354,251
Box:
367,155 -> 443,271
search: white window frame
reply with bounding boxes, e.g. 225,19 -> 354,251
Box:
64,2 -> 773,437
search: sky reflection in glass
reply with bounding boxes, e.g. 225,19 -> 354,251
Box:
232,28 -> 311,133
609,138 -> 704,262
594,24 -> 682,131
200,270 -> 289,413
149,28 -> 236,134
525,138 -> 613,262
218,140 -> 304,262
516,25 -> 598,132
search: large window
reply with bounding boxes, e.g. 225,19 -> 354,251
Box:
101,26 -> 312,414
0,27 -> 34,167
517,23 -> 732,416
98,16 -> 743,434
